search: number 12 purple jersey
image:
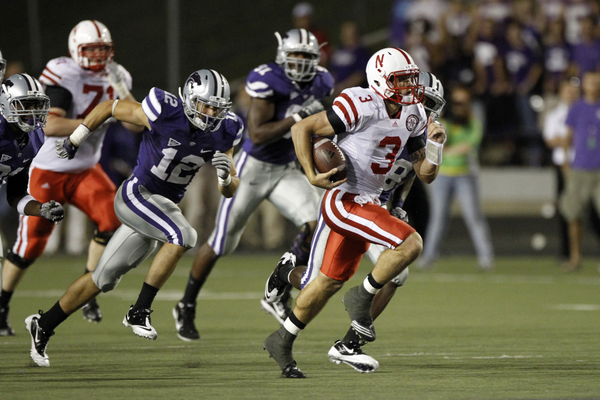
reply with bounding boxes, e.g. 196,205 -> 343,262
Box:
135,87 -> 243,203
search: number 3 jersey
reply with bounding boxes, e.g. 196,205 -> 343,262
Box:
35,56 -> 133,173
137,87 -> 243,203
331,87 -> 427,197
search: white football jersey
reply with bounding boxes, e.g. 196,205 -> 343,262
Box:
34,57 -> 133,173
331,87 -> 427,196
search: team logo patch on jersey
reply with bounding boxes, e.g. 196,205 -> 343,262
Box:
406,115 -> 419,131
168,138 -> 181,147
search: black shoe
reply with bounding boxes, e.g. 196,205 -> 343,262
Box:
81,298 -> 102,323
263,328 -> 305,378
25,313 -> 54,367
282,360 -> 306,378
342,286 -> 376,342
264,252 -> 296,303
122,305 -> 157,340
328,340 -> 379,373
0,305 -> 15,336
172,302 -> 200,341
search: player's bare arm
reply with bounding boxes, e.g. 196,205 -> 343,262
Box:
291,110 -> 346,190
247,98 -> 296,145
93,99 -> 150,130
43,107 -> 84,137
412,116 -> 446,184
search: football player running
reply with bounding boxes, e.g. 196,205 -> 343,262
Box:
263,48 -> 447,378
262,71 -> 447,373
173,28 -> 334,341
0,73 -> 65,336
25,69 -> 243,367
0,20 -> 143,329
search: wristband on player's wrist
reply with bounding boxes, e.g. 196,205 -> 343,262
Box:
218,174 -> 232,187
70,124 -> 91,147
292,110 -> 309,123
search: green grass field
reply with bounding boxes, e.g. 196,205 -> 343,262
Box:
1,254 -> 599,399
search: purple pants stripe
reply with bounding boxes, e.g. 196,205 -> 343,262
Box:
301,207 -> 326,289
212,150 -> 249,255
123,177 -> 184,245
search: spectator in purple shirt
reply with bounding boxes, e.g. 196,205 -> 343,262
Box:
504,18 -> 544,165
329,21 -> 370,97
570,15 -> 600,78
543,18 -> 573,96
559,71 -> 600,271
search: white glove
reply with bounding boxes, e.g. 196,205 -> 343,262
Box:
293,100 -> 324,122
390,206 -> 409,223
40,200 -> 64,223
106,61 -> 131,99
212,151 -> 232,185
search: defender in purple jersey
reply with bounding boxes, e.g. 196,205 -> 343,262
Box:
0,73 -> 65,336
173,28 -> 334,341
25,69 -> 243,367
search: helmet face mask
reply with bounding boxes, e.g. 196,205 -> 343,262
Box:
275,29 -> 320,82
367,48 -> 424,105
0,49 -> 6,83
384,72 -> 423,105
0,74 -> 50,133
69,20 -> 114,72
179,69 -> 232,132
417,71 -> 446,119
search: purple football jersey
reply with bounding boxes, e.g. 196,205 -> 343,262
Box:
0,114 -> 45,185
243,62 -> 334,164
135,87 -> 243,203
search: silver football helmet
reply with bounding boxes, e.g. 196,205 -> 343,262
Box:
179,69 -> 232,132
418,71 -> 446,119
0,49 -> 6,83
275,28 -> 320,82
0,73 -> 50,132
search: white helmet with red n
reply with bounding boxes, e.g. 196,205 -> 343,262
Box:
366,48 -> 423,105
68,20 -> 114,72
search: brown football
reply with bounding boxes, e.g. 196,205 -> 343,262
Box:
312,136 -> 347,182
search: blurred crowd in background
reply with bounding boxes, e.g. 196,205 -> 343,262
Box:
2,0 -> 600,264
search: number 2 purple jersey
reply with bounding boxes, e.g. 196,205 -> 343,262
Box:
243,62 -> 333,165
134,87 -> 243,203
0,114 -> 45,185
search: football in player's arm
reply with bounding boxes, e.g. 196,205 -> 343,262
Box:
263,48 -> 446,378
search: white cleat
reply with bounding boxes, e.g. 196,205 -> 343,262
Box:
25,313 -> 53,367
328,340 -> 379,373
122,306 -> 157,340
